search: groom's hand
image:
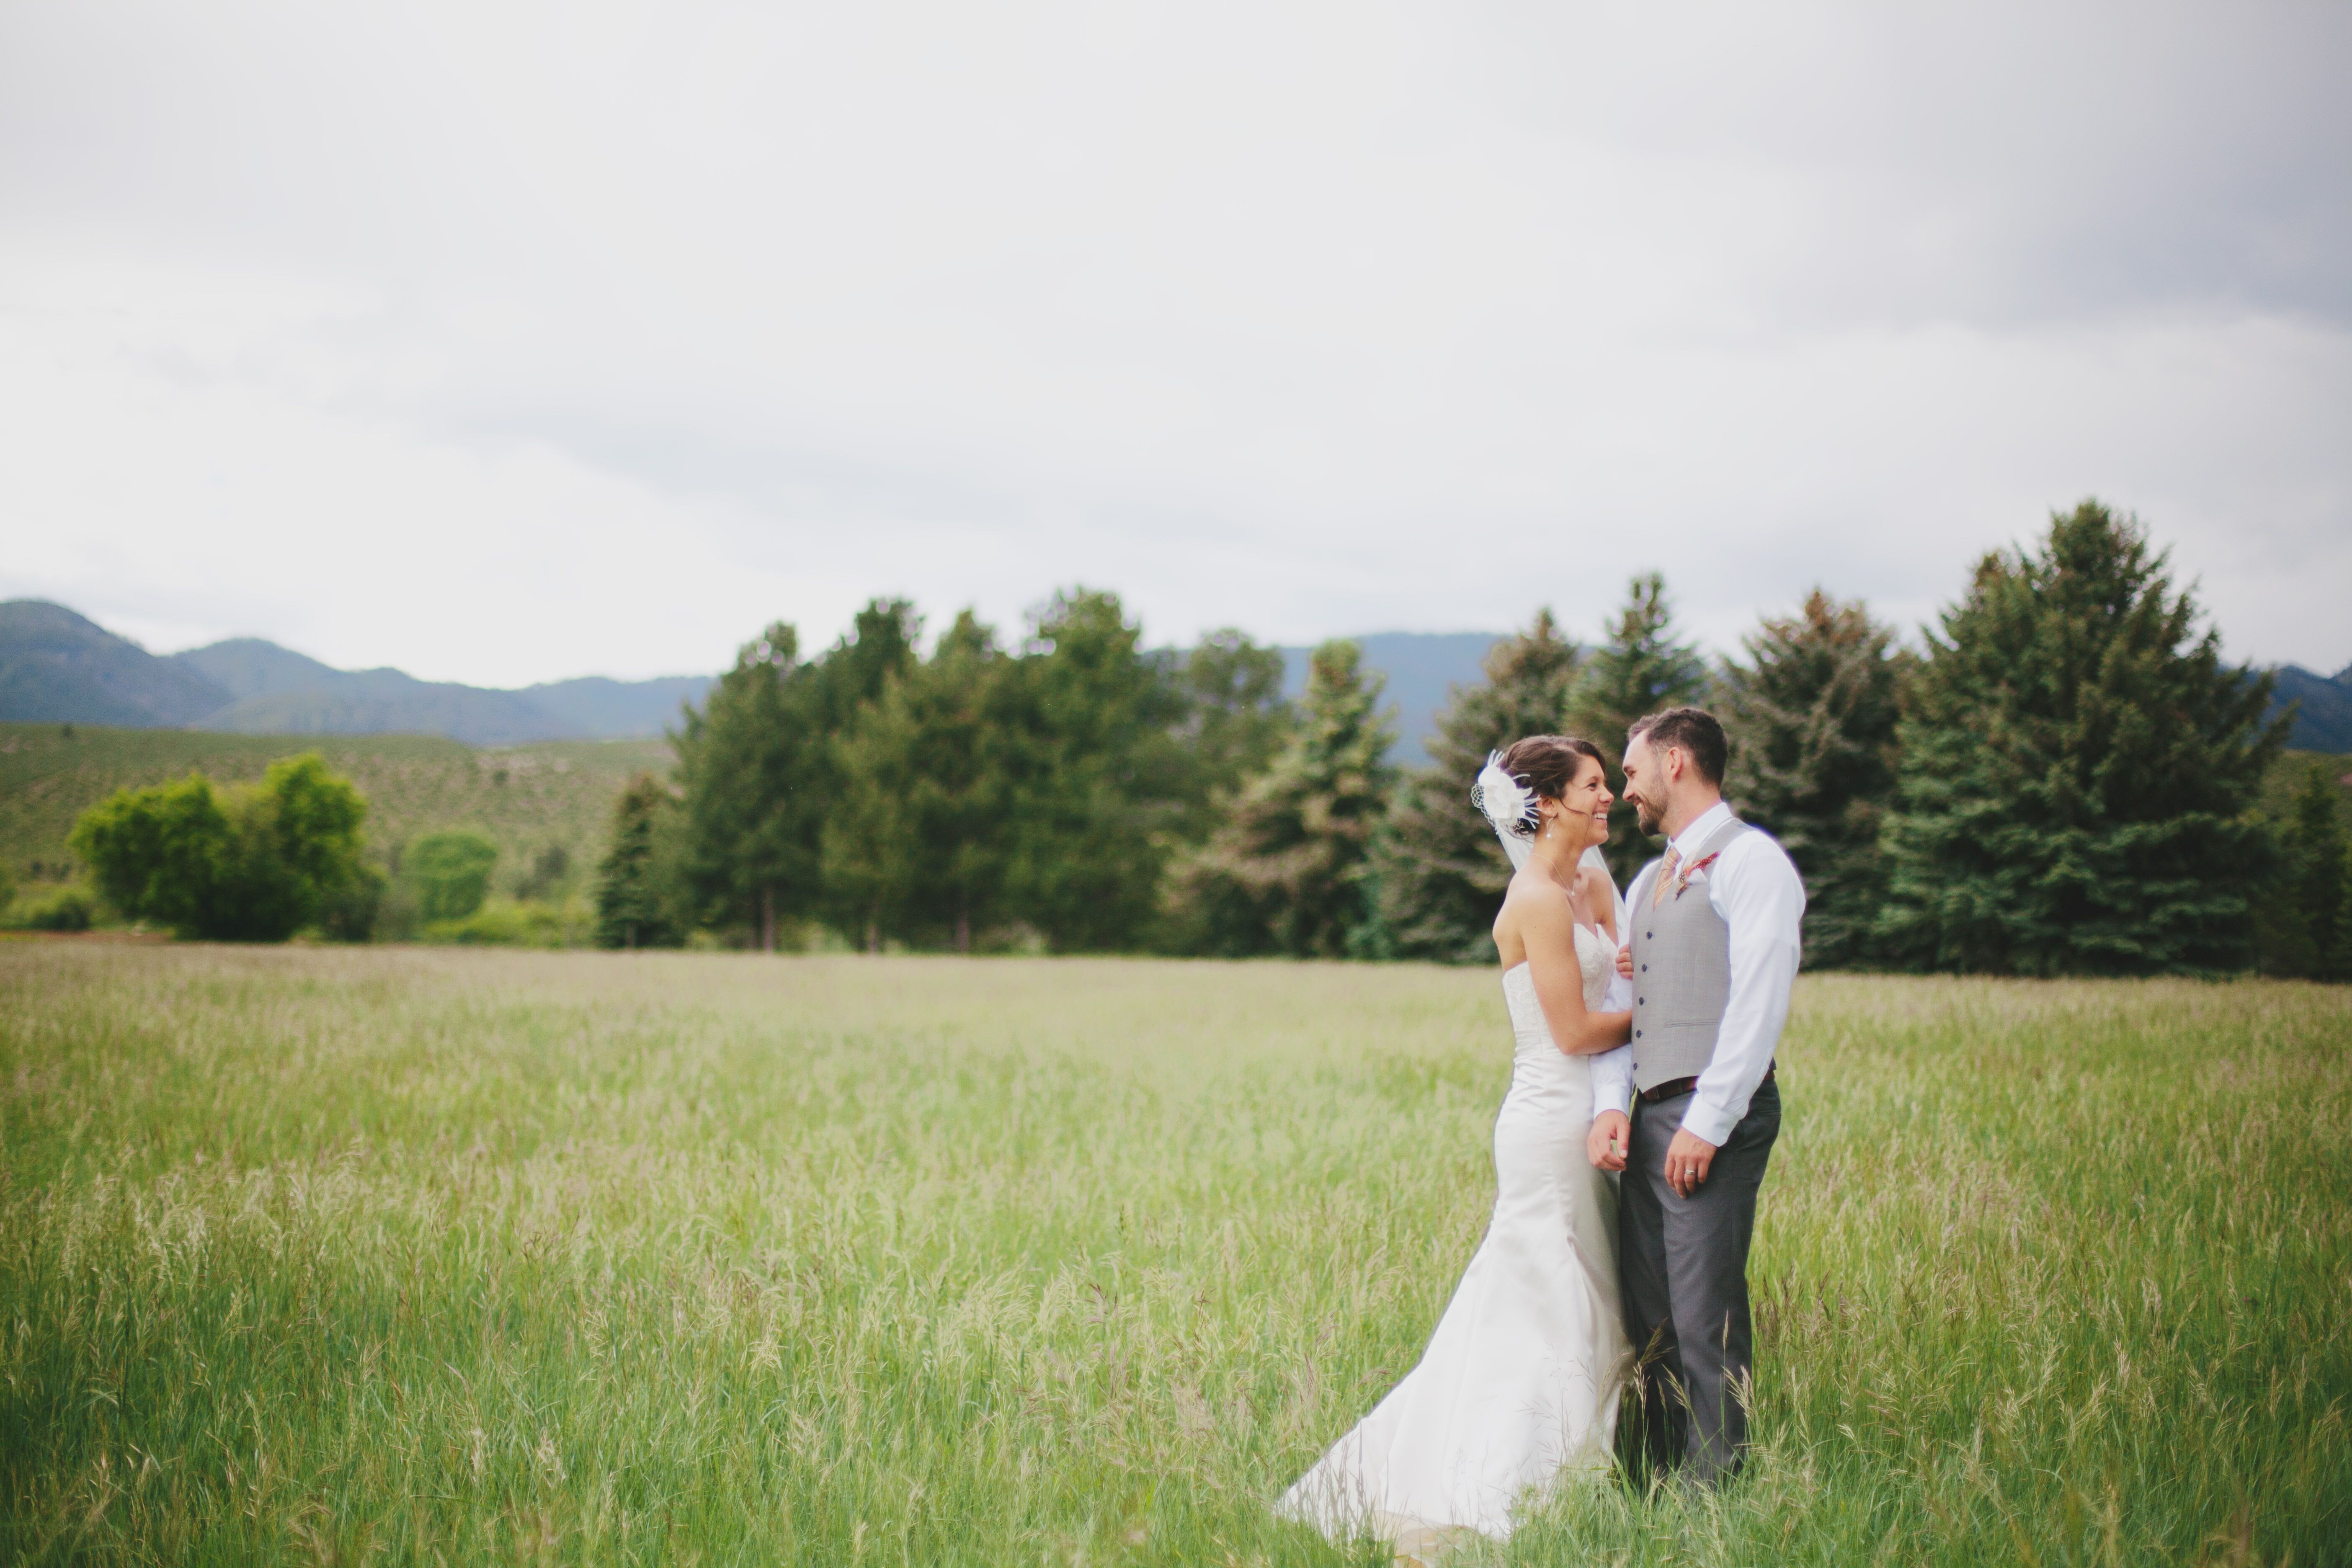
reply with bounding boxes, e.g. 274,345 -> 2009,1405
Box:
1615,945 -> 1634,979
1587,1111 -> 1630,1172
1664,1128 -> 1718,1197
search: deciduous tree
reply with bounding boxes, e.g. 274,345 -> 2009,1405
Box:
405,831 -> 498,921
70,753 -> 372,941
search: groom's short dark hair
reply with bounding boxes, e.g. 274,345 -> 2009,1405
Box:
1628,707 -> 1727,784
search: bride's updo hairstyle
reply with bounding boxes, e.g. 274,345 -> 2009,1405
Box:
1492,735 -> 1607,839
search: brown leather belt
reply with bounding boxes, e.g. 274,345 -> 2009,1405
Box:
1636,1062 -> 1774,1106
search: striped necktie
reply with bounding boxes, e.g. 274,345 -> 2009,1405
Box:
1651,845 -> 1681,908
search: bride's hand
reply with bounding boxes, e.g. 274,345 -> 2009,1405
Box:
1587,1111 -> 1630,1172
1615,945 -> 1634,979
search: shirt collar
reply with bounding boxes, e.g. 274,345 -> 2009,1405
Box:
1669,799 -> 1735,859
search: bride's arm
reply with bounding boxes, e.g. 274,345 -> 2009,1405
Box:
1518,889 -> 1633,1057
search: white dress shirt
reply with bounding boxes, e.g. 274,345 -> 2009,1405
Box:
1589,800 -> 1805,1145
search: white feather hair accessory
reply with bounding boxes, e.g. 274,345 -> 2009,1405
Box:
1471,750 -> 1540,871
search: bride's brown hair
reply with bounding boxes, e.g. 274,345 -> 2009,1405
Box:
1497,735 -> 1607,823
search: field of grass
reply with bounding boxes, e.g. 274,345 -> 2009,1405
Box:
1,948 -> 2346,1565
0,723 -> 670,893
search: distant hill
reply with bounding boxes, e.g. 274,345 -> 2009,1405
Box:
170,636 -> 344,699
0,600 -> 231,726
2269,663 -> 2352,754
0,722 -> 669,890
0,601 -> 712,745
1282,632 -> 1501,765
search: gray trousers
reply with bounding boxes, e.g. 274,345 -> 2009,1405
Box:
1619,1079 -> 1780,1484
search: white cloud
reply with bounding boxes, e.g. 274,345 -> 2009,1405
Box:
3,0 -> 2346,681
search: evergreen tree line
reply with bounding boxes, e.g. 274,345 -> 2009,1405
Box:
598,501 -> 2344,977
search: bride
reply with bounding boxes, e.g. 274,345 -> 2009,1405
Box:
1278,735 -> 1635,1559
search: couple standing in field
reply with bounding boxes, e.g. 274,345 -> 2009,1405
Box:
1278,707 -> 1805,1560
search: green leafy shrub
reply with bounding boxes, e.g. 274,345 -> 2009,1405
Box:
68,754 -> 372,941
404,832 -> 499,922
423,897 -> 571,946
3,885 -> 97,932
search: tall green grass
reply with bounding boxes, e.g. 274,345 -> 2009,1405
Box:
1,948 -> 2344,1564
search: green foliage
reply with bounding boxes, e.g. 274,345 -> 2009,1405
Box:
675,605 -> 921,951
1569,574 -> 1710,885
1876,500 -> 2288,974
403,831 -> 499,922
431,897 -> 578,948
69,773 -> 229,934
0,722 -> 669,900
1371,612 -> 1579,962
512,843 -> 570,902
672,622 -> 820,949
67,753 -> 372,941
2254,756 -> 2352,979
993,590 -> 1193,952
3,884 -> 95,932
596,772 -> 685,949
1163,640 -> 1396,957
825,611 -> 1014,952
1720,591 -> 1907,969
1166,629 -> 1295,840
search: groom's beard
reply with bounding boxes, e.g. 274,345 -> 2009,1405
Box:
1631,795 -> 1663,836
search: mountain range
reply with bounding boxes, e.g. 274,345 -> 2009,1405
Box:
3,598 -> 2345,757
0,601 -> 712,746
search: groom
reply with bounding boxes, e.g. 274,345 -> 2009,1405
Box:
1586,707 -> 1804,1485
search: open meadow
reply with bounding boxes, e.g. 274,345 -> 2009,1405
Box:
1,946 -> 2346,1565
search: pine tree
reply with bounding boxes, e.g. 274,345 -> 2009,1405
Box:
672,622 -> 823,951
824,611 -> 1014,952
595,772 -> 681,949
995,589 -> 1191,951
1876,501 -> 2287,974
1719,591 -> 1906,968
1163,640 -> 1396,957
1569,574 -> 1710,885
1165,629 -> 1295,844
1369,613 -> 1578,962
2255,761 -> 2350,980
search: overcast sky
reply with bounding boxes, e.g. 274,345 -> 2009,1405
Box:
3,0 -> 2347,686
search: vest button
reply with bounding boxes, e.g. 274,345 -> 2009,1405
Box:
1635,1029 -> 1642,1038
1641,964 -> 1648,972
1638,998 -> 1645,1005
1645,931 -> 1653,939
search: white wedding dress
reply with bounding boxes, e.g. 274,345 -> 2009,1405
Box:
1278,920 -> 1633,1550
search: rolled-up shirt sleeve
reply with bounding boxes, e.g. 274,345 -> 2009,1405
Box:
1590,1042 -> 1633,1118
1680,838 -> 1805,1146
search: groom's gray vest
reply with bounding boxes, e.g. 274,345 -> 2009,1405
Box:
1627,815 -> 1752,1094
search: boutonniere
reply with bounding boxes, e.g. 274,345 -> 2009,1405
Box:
1672,851 -> 1722,900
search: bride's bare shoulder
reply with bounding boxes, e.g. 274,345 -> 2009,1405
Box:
1499,869 -> 1573,926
